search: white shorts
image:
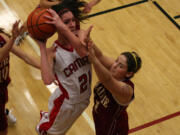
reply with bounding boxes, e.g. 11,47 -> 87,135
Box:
36,92 -> 90,135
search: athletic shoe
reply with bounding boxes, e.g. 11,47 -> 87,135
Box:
7,110 -> 17,125
36,124 -> 47,135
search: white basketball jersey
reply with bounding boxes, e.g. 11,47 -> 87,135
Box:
53,41 -> 92,104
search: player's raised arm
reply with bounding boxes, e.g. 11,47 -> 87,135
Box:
35,40 -> 55,85
0,21 -> 20,61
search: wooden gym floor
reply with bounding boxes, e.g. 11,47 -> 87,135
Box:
0,0 -> 180,135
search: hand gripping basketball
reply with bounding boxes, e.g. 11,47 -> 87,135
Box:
27,7 -> 56,41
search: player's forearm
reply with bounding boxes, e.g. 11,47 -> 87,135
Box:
93,45 -> 112,69
23,55 -> 41,69
39,46 -> 55,84
0,37 -> 15,61
57,26 -> 86,57
93,45 -> 103,58
92,57 -> 112,84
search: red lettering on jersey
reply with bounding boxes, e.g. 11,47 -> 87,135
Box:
63,56 -> 90,77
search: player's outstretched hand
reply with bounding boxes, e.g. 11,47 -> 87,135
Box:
78,25 -> 93,47
11,20 -> 21,39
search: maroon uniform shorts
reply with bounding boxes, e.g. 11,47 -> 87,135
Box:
0,85 -> 8,131
93,110 -> 129,135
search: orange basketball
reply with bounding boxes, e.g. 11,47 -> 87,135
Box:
27,8 -> 56,41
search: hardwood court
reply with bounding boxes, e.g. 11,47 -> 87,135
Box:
0,0 -> 180,135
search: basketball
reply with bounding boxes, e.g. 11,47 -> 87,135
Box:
27,8 -> 56,41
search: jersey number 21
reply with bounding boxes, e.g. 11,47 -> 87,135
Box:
78,70 -> 91,94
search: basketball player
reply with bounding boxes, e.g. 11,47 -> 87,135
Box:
86,40 -> 142,135
35,1 -> 93,134
0,21 -> 40,135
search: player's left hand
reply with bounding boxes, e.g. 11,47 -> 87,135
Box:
45,8 -> 66,30
11,20 -> 21,39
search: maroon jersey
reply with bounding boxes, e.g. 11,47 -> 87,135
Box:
93,80 -> 134,135
0,35 -> 10,103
